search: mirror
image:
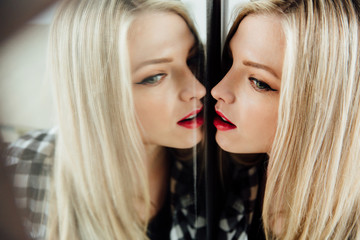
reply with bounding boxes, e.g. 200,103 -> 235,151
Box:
0,0 -> 208,239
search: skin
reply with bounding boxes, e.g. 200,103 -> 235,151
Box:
211,14 -> 285,154
128,11 -> 205,218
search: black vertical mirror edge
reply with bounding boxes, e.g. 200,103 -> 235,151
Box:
205,0 -> 222,239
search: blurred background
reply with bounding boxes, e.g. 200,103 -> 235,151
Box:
0,3 -> 57,142
0,0 -> 248,143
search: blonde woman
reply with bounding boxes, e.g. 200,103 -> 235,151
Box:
6,0 -> 205,239
212,0 -> 360,239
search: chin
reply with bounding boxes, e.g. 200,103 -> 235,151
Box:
216,133 -> 271,154
172,133 -> 203,149
181,137 -> 203,149
215,133 -> 248,153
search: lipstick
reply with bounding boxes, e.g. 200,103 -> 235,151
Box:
213,110 -> 236,131
177,107 -> 204,129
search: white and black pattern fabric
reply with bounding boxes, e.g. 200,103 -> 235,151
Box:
6,128 -> 56,240
6,129 -> 266,240
6,129 -> 206,240
170,157 -> 206,240
217,154 -> 265,240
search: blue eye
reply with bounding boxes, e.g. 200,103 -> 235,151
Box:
249,77 -> 277,92
137,73 -> 166,85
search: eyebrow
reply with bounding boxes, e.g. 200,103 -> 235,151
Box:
243,60 -> 279,78
135,58 -> 173,71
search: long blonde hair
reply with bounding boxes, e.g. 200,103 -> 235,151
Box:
225,0 -> 360,239
47,0 -> 200,239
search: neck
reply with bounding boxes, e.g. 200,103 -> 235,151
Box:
145,145 -> 167,173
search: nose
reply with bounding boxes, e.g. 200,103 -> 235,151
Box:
179,71 -> 206,102
211,73 -> 235,104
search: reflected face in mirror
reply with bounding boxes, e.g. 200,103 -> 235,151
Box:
211,14 -> 285,154
129,11 -> 206,149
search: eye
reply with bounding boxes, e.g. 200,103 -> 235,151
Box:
249,77 -> 277,92
136,73 -> 166,85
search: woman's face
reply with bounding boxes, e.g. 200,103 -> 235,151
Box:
129,12 -> 205,149
211,14 -> 285,154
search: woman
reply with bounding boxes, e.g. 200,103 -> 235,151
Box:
7,0 -> 205,239
212,0 -> 360,239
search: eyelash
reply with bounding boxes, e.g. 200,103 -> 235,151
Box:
136,73 -> 166,85
249,77 -> 277,92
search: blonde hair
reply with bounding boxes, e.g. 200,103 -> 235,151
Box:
225,0 -> 360,239
47,0 -> 200,239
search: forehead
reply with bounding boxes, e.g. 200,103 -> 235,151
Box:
229,14 -> 285,69
128,11 -> 195,65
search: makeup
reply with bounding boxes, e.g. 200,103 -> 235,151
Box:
177,107 -> 204,129
213,110 -> 236,131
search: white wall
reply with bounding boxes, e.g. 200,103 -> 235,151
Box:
0,24 -> 54,141
224,0 -> 249,33
182,0 -> 207,43
183,0 -> 249,45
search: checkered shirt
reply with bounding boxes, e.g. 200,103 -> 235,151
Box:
6,129 -> 263,240
5,129 -> 207,240
217,153 -> 266,240
6,128 -> 56,240
170,156 -> 206,240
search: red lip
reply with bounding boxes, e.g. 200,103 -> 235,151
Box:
213,110 -> 237,131
177,107 -> 204,129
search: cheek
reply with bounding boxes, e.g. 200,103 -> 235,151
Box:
239,94 -> 279,144
133,92 -> 174,133
245,103 -> 277,129
134,96 -> 149,120
133,92 -> 156,132
134,99 -> 163,144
